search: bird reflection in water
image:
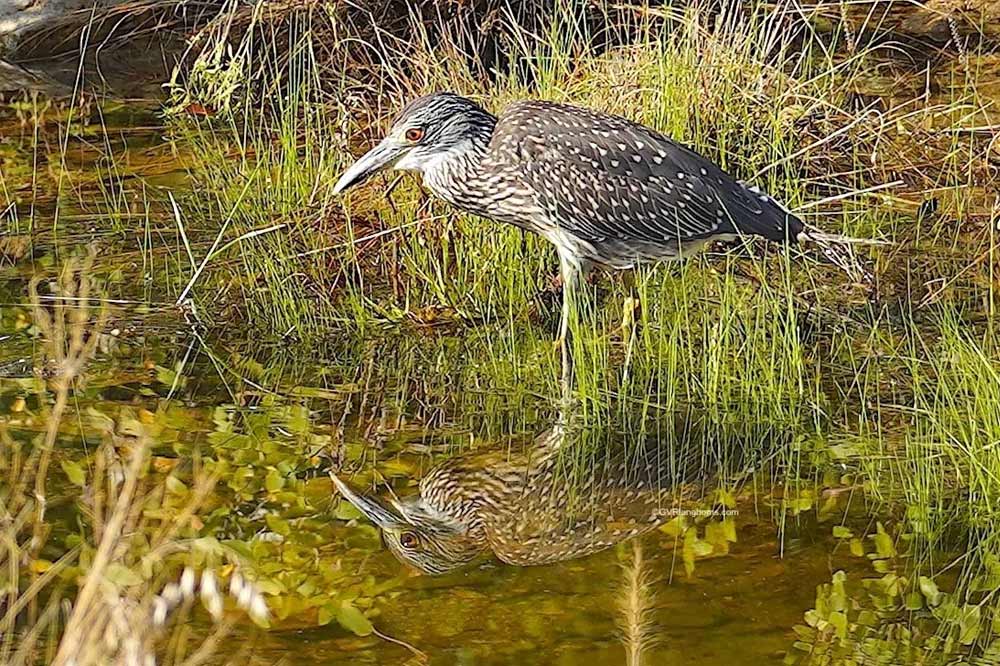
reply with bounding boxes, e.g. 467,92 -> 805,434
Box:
332,424 -> 711,575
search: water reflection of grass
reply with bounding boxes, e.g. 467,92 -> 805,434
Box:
618,541 -> 657,666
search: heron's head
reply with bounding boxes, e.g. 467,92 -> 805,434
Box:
332,92 -> 496,195
331,473 -> 487,575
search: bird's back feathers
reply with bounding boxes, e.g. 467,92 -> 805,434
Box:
489,100 -> 805,267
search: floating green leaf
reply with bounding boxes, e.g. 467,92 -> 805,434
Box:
337,601 -> 373,636
318,603 -> 337,626
265,514 -> 291,536
918,576 -> 941,607
871,522 -> 896,559
958,604 -> 981,645
265,469 -> 285,492
334,500 -> 363,521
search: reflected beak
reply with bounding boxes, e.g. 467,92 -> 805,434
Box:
332,139 -> 404,195
330,472 -> 404,528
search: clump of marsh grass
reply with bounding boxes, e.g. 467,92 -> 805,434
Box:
152,0 -> 992,457
851,304 -> 1000,567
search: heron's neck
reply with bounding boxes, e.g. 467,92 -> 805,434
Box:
420,120 -> 496,216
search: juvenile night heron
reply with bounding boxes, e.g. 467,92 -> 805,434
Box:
333,92 -> 867,395
332,428 -> 700,574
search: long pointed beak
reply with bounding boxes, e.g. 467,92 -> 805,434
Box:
332,140 -> 403,195
330,472 -> 404,528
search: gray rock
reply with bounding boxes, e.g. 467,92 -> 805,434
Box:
1,0 -> 131,53
0,58 -> 70,94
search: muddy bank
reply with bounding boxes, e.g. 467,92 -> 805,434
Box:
0,0 -> 228,97
0,0 -> 130,52
2,0 -> 996,100
900,0 -> 1000,40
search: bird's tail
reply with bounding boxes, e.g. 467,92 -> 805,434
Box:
796,225 -> 890,284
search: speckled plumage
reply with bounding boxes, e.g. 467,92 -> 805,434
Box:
333,428 -> 698,574
395,93 -> 804,271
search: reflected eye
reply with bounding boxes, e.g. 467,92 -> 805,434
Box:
399,532 -> 419,550
404,127 -> 424,142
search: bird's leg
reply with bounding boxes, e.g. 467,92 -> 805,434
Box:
558,286 -> 573,402
556,255 -> 585,413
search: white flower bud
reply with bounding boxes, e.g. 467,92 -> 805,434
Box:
161,582 -> 182,606
236,582 -> 253,609
206,593 -> 224,621
229,572 -> 244,598
202,570 -> 217,595
249,593 -> 269,623
152,597 -> 169,627
180,567 -> 196,599
200,570 -> 222,620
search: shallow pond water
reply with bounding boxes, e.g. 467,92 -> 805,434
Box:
0,332 -> 866,665
249,516 -> 862,665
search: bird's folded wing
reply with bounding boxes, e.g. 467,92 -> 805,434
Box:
492,100 -> 801,245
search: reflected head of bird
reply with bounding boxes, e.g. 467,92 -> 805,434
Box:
331,473 -> 487,575
331,92 -> 495,195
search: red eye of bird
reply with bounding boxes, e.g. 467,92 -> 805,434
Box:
399,532 -> 419,549
405,127 -> 424,142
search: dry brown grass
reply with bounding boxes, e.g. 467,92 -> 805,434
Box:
0,250 -> 267,666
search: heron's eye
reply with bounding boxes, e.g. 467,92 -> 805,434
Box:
399,531 -> 419,550
404,127 -> 425,143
